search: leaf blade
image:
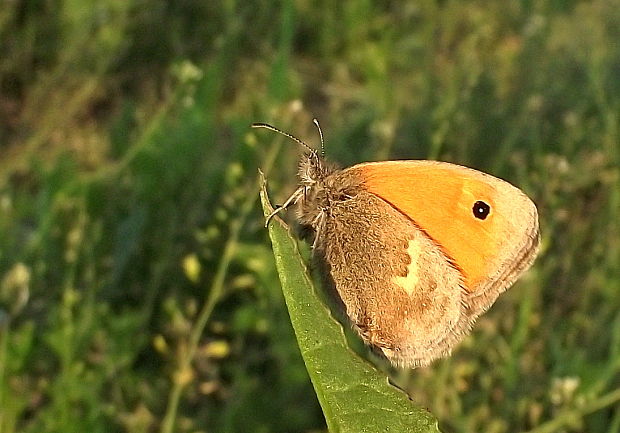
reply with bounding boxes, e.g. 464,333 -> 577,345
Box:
259,173 -> 440,433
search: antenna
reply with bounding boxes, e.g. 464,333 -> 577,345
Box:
251,123 -> 315,154
313,118 -> 325,157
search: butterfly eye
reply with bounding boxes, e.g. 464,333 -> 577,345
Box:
472,200 -> 491,220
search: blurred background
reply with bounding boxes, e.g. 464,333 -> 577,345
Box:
1,0 -> 619,432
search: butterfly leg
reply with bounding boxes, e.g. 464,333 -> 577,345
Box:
265,187 -> 304,227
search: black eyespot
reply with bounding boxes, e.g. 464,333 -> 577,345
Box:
472,200 -> 491,220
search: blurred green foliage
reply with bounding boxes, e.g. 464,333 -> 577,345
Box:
0,0 -> 619,432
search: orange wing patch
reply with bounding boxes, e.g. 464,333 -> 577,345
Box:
357,161 -> 502,292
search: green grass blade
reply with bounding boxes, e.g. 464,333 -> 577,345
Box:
259,173 -> 440,433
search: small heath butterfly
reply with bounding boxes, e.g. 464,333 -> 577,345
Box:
254,121 -> 540,368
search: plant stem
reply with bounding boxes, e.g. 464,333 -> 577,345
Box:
524,388 -> 620,433
159,131 -> 283,433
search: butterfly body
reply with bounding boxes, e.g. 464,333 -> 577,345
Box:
255,123 -> 540,368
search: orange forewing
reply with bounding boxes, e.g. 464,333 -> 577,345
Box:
357,161 -> 503,292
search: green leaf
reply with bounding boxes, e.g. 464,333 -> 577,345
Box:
259,172 -> 441,433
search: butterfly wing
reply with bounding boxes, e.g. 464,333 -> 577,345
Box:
354,160 -> 540,319
311,182 -> 468,367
